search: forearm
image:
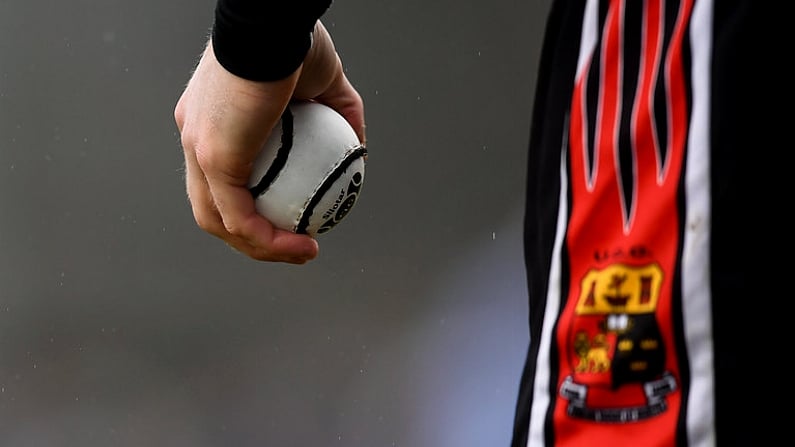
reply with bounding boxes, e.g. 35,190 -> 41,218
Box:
212,0 -> 333,81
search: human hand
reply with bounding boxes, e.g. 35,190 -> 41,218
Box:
174,22 -> 365,263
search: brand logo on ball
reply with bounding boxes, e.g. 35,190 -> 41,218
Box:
317,172 -> 364,234
296,149 -> 366,235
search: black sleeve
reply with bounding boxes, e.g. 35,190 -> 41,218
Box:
212,0 -> 333,81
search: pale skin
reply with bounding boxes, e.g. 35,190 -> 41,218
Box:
174,21 -> 365,264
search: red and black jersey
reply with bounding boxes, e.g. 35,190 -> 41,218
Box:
514,0 -> 776,446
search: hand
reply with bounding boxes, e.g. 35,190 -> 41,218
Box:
174,21 -> 365,263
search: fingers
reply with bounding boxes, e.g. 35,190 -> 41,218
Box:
295,21 -> 366,145
317,75 -> 367,146
205,169 -> 320,263
183,135 -> 319,264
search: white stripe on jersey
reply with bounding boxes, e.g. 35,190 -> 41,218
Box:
683,0 -> 715,445
527,133 -> 571,447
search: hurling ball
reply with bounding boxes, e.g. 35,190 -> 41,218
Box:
248,101 -> 366,236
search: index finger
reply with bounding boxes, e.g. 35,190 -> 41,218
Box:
207,177 -> 320,263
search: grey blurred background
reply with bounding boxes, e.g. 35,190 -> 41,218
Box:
0,0 -> 549,445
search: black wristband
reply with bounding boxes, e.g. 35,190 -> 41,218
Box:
212,0 -> 332,82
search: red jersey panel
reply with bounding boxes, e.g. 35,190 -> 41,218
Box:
553,0 -> 692,444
